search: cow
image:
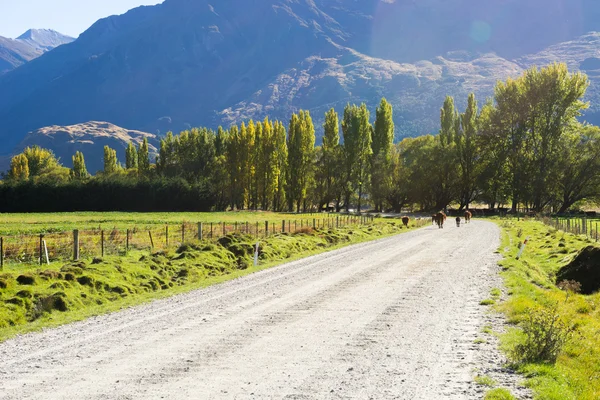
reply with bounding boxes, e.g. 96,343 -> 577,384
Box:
464,210 -> 472,223
431,214 -> 437,225
402,216 -> 410,227
435,212 -> 446,229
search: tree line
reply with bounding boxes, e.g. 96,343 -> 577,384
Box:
2,63 -> 600,214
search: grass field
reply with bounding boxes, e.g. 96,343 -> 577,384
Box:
0,215 -> 427,341
497,218 -> 600,400
0,211 -> 321,235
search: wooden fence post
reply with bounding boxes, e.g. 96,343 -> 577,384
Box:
198,223 -> 203,241
255,221 -> 259,236
166,225 -> 169,248
39,234 -> 44,265
126,229 -> 130,254
265,221 -> 269,236
182,223 -> 185,243
210,223 -> 213,239
223,222 -> 226,236
73,230 -> 80,261
101,230 -> 105,257
149,231 -> 154,250
246,222 -> 249,234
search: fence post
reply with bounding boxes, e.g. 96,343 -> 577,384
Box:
313,218 -> 316,229
198,223 -> 203,241
256,221 -> 259,237
166,225 -> 169,248
182,223 -> 185,243
73,230 -> 80,261
126,229 -> 130,255
148,231 -> 154,250
210,223 -> 213,239
265,221 -> 269,236
282,220 -> 286,233
0,237 -> 3,270
223,222 -> 226,236
101,230 -> 105,257
246,222 -> 249,234
39,234 -> 44,265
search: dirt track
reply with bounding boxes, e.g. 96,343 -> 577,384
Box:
0,221 -> 528,399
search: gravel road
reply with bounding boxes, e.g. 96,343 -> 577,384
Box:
0,221 -> 528,399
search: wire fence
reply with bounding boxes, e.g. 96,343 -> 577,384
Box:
0,215 -> 375,269
537,215 -> 600,242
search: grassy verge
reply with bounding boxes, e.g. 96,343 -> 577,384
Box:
0,219 -> 424,341
496,218 -> 600,400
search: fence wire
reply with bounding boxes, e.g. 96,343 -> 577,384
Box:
0,215 -> 374,268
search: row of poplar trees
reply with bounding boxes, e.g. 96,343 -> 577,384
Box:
149,101 -> 396,213
7,63 -> 600,213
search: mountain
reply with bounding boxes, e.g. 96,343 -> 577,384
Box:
4,121 -> 159,173
1,0 -> 600,155
0,29 -> 73,74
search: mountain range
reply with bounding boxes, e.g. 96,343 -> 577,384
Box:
2,0 -> 600,161
0,29 -> 73,74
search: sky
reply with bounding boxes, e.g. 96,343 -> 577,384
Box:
0,0 -> 162,38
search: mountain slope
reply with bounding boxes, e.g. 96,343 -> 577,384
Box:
7,121 -> 159,173
1,0 -> 600,153
0,29 -> 73,74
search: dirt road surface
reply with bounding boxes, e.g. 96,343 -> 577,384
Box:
0,221 -> 527,399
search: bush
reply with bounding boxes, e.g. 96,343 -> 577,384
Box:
510,305 -> 577,364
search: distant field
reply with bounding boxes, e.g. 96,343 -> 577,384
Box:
0,211 -> 325,236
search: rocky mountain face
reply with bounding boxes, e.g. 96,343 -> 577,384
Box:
5,121 -> 159,174
1,0 -> 600,157
0,29 -> 73,74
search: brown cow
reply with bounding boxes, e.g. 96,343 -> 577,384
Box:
402,216 -> 410,227
464,210 -> 472,223
431,215 -> 437,225
435,212 -> 446,229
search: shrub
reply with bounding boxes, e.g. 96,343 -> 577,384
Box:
510,305 -> 577,364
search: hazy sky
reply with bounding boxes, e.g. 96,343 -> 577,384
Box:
0,0 -> 162,38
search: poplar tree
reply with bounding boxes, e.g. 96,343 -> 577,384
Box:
138,137 -> 150,174
9,154 -> 29,181
103,146 -> 119,174
455,93 -> 480,210
273,120 -> 288,211
287,110 -> 315,212
126,142 -> 138,169
321,108 -> 342,210
433,96 -> 459,210
342,103 -> 372,213
371,98 -> 394,211
71,151 -> 89,180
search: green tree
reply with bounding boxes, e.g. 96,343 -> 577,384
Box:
103,145 -> 119,174
22,146 -> 60,177
138,137 -> 150,174
556,123 -> 600,212
9,154 -> 29,181
371,98 -> 395,211
287,110 -> 316,212
321,108 -> 343,210
342,103 -> 373,212
432,96 -> 459,210
455,93 -> 481,210
126,142 -> 138,170
71,151 -> 89,180
273,120 -> 288,211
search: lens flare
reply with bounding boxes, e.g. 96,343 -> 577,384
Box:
470,20 -> 492,44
